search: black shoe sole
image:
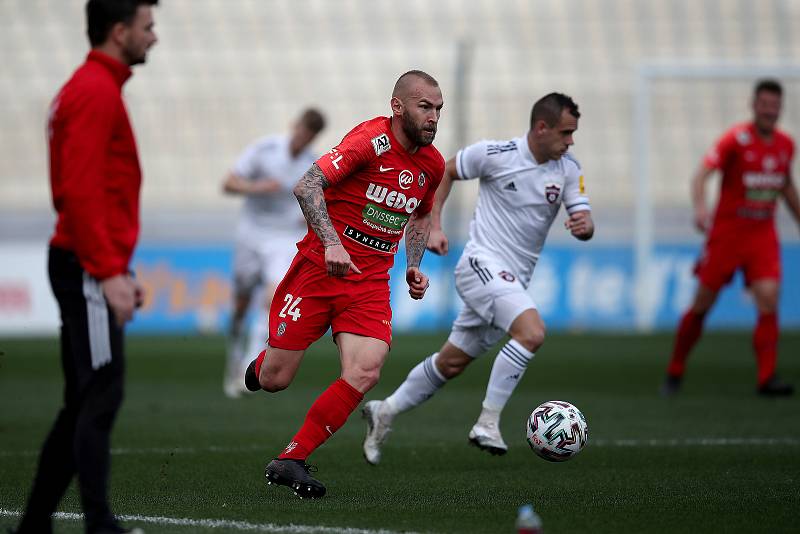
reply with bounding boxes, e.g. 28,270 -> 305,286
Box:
265,464 -> 326,499
468,436 -> 508,456
244,359 -> 261,392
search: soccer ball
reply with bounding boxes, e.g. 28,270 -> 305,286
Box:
526,400 -> 588,462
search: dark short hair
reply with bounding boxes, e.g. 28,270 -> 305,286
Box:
754,78 -> 783,98
530,93 -> 580,128
86,0 -> 158,47
298,108 -> 326,133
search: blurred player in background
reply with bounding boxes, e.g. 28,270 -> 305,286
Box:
662,79 -> 800,397
222,108 -> 325,398
362,93 -> 594,464
15,1 -> 158,533
242,70 -> 445,498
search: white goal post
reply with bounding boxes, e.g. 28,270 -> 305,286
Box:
632,63 -> 800,331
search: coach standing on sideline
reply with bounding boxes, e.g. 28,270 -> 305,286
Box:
14,2 -> 158,533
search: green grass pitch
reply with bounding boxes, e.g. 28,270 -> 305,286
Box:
1,332 -> 798,533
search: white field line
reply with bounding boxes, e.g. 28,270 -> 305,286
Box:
1,437 -> 798,459
0,508 -> 416,534
591,437 -> 800,447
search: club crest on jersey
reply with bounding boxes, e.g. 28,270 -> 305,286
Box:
418,172 -> 426,187
276,321 -> 287,336
399,170 -> 414,190
736,130 -> 752,146
545,183 -> 561,204
371,134 -> 391,156
763,155 -> 777,172
498,271 -> 516,283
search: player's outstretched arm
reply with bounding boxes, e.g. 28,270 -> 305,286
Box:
691,164 -> 716,233
564,210 -> 594,241
222,172 -> 281,196
427,157 -> 459,255
782,172 -> 800,232
294,163 -> 360,277
405,210 -> 432,299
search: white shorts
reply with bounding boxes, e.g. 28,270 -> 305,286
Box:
447,253 -> 536,358
232,231 -> 298,296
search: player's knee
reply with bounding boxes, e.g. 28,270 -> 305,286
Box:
258,371 -> 291,393
513,327 -> 545,353
342,364 -> 382,393
358,368 -> 382,392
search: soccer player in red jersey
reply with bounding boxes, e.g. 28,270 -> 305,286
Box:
244,70 -> 445,497
662,79 -> 800,397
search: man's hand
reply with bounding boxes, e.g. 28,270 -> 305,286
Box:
325,244 -> 361,277
131,275 -> 145,308
693,205 -> 710,233
564,211 -> 594,240
101,274 -> 137,326
427,228 -> 449,255
406,267 -> 430,300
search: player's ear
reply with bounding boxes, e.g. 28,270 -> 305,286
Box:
390,96 -> 404,116
533,119 -> 549,135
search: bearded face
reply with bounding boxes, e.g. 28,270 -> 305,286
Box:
401,107 -> 437,147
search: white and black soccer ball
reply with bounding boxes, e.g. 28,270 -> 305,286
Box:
526,400 -> 588,462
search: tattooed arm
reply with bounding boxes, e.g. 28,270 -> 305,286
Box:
404,210 -> 432,299
293,163 -> 360,276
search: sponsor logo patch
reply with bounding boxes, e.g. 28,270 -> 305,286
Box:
498,270 -> 516,283
365,183 -> 420,213
503,181 -> 517,192
276,321 -> 287,336
343,225 -> 398,253
399,170 -> 414,190
418,172 -> 427,187
327,148 -> 343,169
545,183 -> 561,204
362,203 -> 410,230
371,134 -> 391,156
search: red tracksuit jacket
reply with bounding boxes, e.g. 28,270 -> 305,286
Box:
48,50 -> 141,280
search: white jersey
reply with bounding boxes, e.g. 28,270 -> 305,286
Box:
455,135 -> 591,287
233,134 -> 316,238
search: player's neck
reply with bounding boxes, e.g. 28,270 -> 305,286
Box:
390,118 -> 419,154
754,125 -> 775,142
93,43 -> 130,67
527,134 -> 545,164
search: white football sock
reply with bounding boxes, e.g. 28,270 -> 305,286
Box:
245,313 -> 270,368
226,316 -> 246,371
482,339 -> 535,413
384,352 -> 447,416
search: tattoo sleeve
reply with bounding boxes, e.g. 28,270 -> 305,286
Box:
293,163 -> 341,248
405,211 -> 432,269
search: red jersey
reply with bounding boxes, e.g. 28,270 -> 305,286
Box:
703,122 -> 794,238
297,116 -> 445,280
49,51 -> 142,280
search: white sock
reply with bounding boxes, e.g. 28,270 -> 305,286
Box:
482,339 -> 535,413
384,352 -> 447,415
226,316 -> 246,375
245,313 -> 270,369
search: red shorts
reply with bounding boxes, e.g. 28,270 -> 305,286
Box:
694,231 -> 781,291
267,253 -> 392,350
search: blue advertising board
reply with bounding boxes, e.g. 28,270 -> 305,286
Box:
128,243 -> 800,334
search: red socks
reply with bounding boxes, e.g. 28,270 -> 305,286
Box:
255,350 -> 267,377
666,310 -> 706,377
278,378 -> 364,460
754,313 -> 778,387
